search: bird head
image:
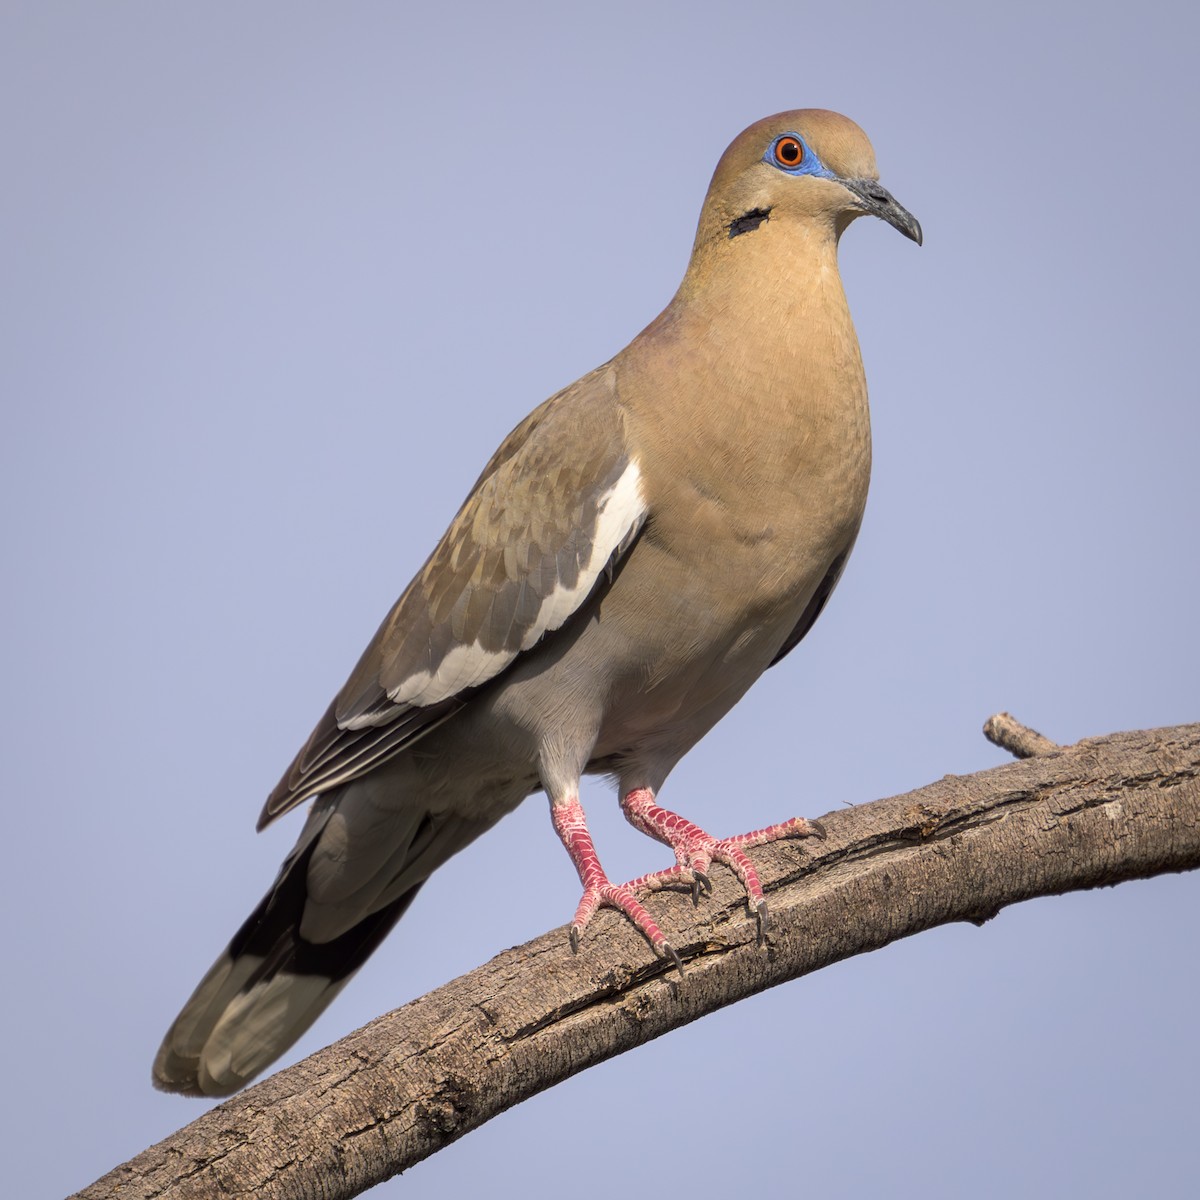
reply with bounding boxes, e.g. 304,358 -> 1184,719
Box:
694,109 -> 922,253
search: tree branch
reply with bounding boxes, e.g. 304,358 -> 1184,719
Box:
77,720 -> 1200,1200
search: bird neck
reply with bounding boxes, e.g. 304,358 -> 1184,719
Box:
638,216 -> 866,431
676,210 -> 846,327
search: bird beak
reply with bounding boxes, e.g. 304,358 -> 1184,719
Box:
841,177 -> 923,245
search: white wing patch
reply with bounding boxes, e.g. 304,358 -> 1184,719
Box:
520,457 -> 645,648
371,458 -> 646,713
383,643 -> 512,709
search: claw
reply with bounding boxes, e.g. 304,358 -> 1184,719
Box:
555,791 -> 817,969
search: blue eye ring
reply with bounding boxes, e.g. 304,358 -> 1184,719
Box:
764,133 -> 836,179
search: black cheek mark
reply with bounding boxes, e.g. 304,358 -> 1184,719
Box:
729,207 -> 772,239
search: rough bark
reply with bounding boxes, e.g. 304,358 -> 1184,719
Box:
76,720 -> 1200,1200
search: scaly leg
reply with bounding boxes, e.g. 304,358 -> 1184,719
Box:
551,795 -> 683,970
620,787 -> 825,945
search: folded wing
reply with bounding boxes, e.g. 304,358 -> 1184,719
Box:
259,365 -> 647,827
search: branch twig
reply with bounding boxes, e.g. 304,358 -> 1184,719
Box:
983,711 -> 1060,758
76,721 -> 1200,1200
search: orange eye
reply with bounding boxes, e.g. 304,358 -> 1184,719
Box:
774,136 -> 804,167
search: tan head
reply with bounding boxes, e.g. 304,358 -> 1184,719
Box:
691,109 -> 921,257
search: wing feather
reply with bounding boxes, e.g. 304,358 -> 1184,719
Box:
259,365 -> 646,828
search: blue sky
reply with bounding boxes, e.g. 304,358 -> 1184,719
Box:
4,4 -> 1197,1197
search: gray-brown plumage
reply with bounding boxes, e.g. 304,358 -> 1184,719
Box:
154,109 -> 920,1096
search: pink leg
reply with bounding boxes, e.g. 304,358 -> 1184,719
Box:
620,787 -> 825,945
551,796 -> 683,970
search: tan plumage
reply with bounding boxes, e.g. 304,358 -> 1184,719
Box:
154,109 -> 920,1096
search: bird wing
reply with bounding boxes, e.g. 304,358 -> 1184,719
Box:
767,549 -> 851,667
259,365 -> 646,828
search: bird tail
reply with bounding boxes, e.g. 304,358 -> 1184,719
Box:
152,827 -> 420,1097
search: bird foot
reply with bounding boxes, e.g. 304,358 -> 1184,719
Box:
551,793 -> 824,965
621,789 -> 825,945
552,796 -> 684,970
568,879 -> 683,972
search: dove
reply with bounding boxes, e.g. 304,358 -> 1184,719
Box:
154,108 -> 921,1096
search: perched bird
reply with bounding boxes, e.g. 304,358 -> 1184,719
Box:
154,108 -> 921,1097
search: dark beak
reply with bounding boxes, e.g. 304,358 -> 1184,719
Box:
841,177 -> 923,245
